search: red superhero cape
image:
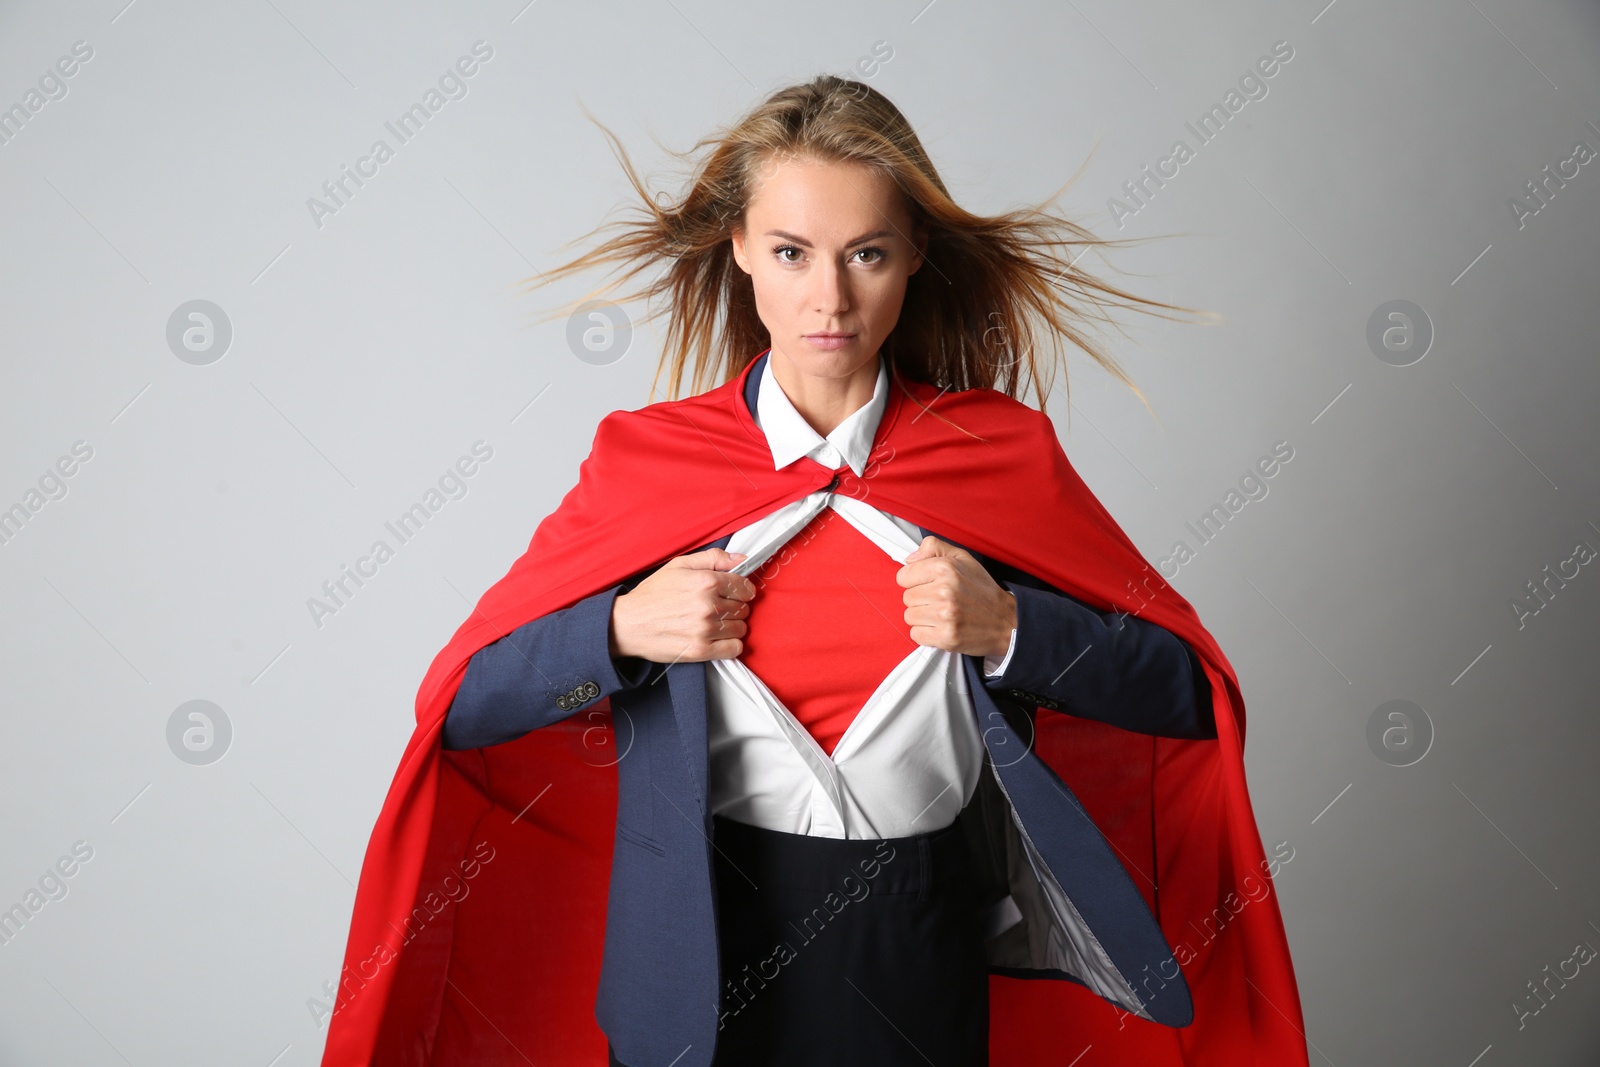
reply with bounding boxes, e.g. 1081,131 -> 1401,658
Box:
319,353 -> 1309,1066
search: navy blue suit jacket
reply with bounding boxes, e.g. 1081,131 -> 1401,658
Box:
442,354 -> 1215,1065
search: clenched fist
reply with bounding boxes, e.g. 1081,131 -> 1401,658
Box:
609,548 -> 757,664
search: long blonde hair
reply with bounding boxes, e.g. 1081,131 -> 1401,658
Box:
520,74 -> 1211,426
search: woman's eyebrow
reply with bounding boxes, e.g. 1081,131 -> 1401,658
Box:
763,229 -> 894,248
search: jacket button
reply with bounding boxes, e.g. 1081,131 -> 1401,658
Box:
556,695 -> 571,710
582,680 -> 600,698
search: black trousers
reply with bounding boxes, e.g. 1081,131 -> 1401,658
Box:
611,812 -> 988,1066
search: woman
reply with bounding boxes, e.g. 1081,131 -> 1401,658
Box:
320,76 -> 1306,1066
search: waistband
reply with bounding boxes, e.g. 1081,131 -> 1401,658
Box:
710,812 -> 972,899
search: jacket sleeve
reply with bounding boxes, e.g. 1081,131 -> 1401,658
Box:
440,580 -> 668,751
977,563 -> 1217,740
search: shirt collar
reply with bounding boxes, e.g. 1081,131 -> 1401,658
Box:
753,352 -> 887,477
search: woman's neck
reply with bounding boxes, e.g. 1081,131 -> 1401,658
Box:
767,347 -> 880,438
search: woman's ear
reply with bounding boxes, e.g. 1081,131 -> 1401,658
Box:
908,223 -> 930,276
730,225 -> 751,275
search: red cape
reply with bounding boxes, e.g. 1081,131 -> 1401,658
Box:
319,355 -> 1308,1065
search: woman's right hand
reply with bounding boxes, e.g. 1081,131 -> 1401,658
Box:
609,548 -> 756,664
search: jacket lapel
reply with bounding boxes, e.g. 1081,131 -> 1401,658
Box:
665,528 -> 735,815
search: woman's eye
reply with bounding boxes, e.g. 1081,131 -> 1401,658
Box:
770,245 -> 885,265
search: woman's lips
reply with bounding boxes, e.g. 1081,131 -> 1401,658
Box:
803,333 -> 856,350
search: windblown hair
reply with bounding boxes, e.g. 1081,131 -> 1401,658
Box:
520,74 -> 1212,425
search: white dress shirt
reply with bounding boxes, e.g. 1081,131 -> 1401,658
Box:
704,353 -> 1017,840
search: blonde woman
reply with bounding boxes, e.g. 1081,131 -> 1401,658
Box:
322,75 -> 1306,1067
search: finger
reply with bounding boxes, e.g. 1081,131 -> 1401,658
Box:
713,570 -> 759,601
699,607 -> 748,632
701,615 -> 747,656
913,537 -> 969,565
897,555 -> 954,590
678,547 -> 748,570
896,558 -> 928,588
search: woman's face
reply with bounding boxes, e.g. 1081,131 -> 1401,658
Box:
731,154 -> 927,387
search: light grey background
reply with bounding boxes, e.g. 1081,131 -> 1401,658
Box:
2,0 -> 1598,1063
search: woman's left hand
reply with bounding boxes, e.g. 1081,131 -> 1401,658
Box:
897,536 -> 1016,658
